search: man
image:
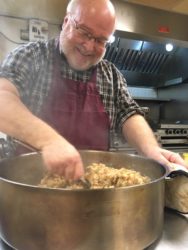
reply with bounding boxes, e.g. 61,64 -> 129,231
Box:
0,0 -> 186,180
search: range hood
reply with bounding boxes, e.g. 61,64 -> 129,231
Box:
105,1 -> 188,88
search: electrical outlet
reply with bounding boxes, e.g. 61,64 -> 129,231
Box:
29,19 -> 48,42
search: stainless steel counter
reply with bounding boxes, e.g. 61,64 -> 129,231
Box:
0,209 -> 187,250
146,209 -> 188,250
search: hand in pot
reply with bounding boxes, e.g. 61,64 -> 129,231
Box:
41,138 -> 84,180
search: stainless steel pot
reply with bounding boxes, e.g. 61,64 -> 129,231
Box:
0,151 -> 167,250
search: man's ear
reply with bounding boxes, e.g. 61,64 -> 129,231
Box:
63,14 -> 69,27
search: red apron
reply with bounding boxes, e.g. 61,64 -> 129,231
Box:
41,51 -> 110,150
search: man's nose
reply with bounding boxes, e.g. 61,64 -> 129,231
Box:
83,38 -> 96,51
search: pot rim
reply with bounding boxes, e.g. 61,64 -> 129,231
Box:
0,151 -> 168,192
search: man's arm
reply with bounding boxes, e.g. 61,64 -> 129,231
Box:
0,78 -> 84,179
122,114 -> 187,168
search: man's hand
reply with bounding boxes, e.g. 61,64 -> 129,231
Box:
122,115 -> 188,170
0,79 -> 85,180
143,146 -> 188,170
41,139 -> 84,180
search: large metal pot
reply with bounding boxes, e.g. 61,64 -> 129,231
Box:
0,151 -> 167,250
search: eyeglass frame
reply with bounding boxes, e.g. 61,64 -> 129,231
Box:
69,15 -> 111,48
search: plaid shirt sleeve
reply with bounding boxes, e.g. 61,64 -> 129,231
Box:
0,44 -> 35,101
112,63 -> 145,129
0,42 -> 48,107
0,41 -> 53,116
98,60 -> 145,132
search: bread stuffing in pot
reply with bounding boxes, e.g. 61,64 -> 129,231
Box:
39,163 -> 151,189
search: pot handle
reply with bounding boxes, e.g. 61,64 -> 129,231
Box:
167,163 -> 188,178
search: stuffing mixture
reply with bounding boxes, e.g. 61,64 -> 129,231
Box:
39,163 -> 151,189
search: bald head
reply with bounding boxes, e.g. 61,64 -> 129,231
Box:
66,0 -> 116,34
59,0 -> 116,70
67,0 -> 115,13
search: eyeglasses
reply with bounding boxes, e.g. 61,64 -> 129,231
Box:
70,16 -> 110,49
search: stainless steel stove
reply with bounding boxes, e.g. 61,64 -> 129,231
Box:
155,123 -> 188,152
110,122 -> 188,154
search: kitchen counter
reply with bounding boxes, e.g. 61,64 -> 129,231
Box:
146,209 -> 188,250
0,209 -> 187,250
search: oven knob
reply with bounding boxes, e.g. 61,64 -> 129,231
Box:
166,129 -> 173,135
183,130 -> 187,134
174,129 -> 180,134
114,141 -> 119,147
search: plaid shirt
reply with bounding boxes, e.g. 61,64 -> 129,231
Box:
0,38 -> 144,132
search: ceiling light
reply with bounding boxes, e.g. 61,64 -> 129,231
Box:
109,35 -> 116,43
165,43 -> 173,52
